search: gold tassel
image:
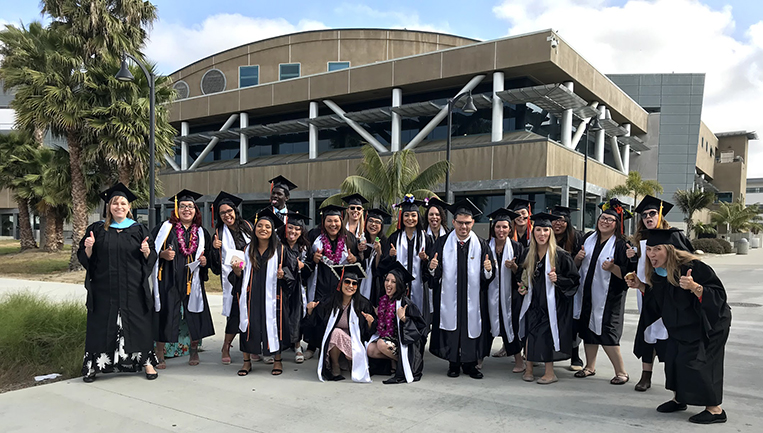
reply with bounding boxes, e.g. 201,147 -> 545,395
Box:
657,200 -> 664,228
174,196 -> 179,219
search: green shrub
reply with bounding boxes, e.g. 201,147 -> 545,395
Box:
691,239 -> 724,254
714,238 -> 733,254
0,292 -> 86,389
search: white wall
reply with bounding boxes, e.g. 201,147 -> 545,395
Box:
0,108 -> 15,131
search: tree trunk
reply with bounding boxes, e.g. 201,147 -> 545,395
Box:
54,209 -> 65,251
118,162 -> 132,186
67,131 -> 88,271
16,196 -> 37,251
41,206 -> 60,253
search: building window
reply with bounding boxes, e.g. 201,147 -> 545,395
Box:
279,63 -> 300,80
747,187 -> 760,194
328,61 -> 350,72
239,65 -> 259,88
716,192 -> 733,203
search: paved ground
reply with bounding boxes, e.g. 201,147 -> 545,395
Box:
1,250 -> 762,432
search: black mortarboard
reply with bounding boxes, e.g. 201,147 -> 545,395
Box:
319,204 -> 346,218
425,197 -> 450,209
551,205 -> 577,218
449,198 -> 482,217
486,208 -> 519,222
600,198 -> 633,220
396,194 -> 425,213
269,176 -> 297,194
330,263 -> 367,281
174,189 -> 203,203
212,191 -> 242,210
366,208 -> 391,221
285,211 -> 311,225
646,228 -> 685,248
508,198 -> 535,212
251,208 -> 285,230
100,183 -> 138,217
381,261 -> 415,285
342,193 -> 369,206
530,212 -> 562,228
634,195 -> 674,216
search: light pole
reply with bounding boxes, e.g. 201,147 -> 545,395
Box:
115,53 -> 157,230
445,92 -> 477,205
581,116 -> 602,231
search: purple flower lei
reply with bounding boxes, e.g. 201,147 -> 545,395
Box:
175,222 -> 199,256
377,295 -> 396,338
320,233 -> 345,264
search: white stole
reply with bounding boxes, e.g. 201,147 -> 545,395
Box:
306,234 -> 349,303
396,230 -> 425,313
151,221 -> 173,312
187,226 -> 206,313
636,239 -> 668,343
575,232 -> 615,335
427,226 -> 446,238
440,231 -> 482,339
359,250 -> 376,300
220,225 -> 250,317
488,238 -> 514,340
317,302 -> 372,383
238,245 -> 281,352
518,251 -> 560,351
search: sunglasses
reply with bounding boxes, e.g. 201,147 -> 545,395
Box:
349,206 -> 364,211
343,279 -> 359,287
641,210 -> 658,219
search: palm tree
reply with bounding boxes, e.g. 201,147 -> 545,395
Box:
0,132 -> 39,251
711,200 -> 761,234
606,171 -> 664,205
322,145 -> 450,232
674,189 -> 716,238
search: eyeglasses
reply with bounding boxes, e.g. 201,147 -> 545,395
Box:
454,220 -> 473,226
349,206 -> 363,211
178,204 -> 195,211
599,216 -> 617,224
367,219 -> 381,225
641,210 -> 658,219
219,209 -> 235,217
343,279 -> 358,287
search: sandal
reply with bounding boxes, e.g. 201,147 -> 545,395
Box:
238,359 -> 252,376
156,357 -> 166,370
221,341 -> 232,365
271,359 -> 283,376
512,361 -> 526,373
610,373 -> 629,385
574,368 -> 596,378
263,356 -> 275,365
295,348 -> 304,364
189,346 -> 200,366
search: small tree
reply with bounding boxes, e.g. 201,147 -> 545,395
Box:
692,221 -> 717,238
606,171 -> 664,205
674,189 -> 716,239
711,200 -> 761,234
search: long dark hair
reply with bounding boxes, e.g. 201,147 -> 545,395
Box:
215,204 -> 253,245
555,216 -> 577,254
383,270 -> 406,302
169,202 -> 203,227
249,218 -> 281,271
426,204 -> 449,230
364,216 -> 387,247
284,219 -> 310,252
321,214 -> 356,250
329,276 -> 363,317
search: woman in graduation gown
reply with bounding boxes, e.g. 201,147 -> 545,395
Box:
209,191 -> 252,366
303,204 -> 360,359
367,262 -> 428,384
508,198 -> 535,247
304,263 -> 377,382
627,228 -> 731,424
152,189 -> 215,368
425,197 -> 450,241
281,211 -> 312,363
78,183 -> 159,382
343,193 -> 368,241
573,198 -> 631,384
358,208 -> 391,307
515,213 -> 580,384
233,209 -> 296,376
485,208 -> 525,372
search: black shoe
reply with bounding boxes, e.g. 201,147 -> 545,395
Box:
330,373 -> 346,381
447,368 -> 460,378
469,368 -> 484,379
82,374 -> 96,383
145,372 -> 158,380
383,376 -> 407,385
657,400 -> 688,413
635,371 -> 652,392
689,410 -> 727,424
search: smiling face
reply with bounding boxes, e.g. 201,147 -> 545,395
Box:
551,217 -> 567,235
428,206 -> 441,230
324,215 -> 342,237
109,196 -> 130,222
218,204 -> 236,228
597,214 -> 617,236
384,273 -> 398,298
533,226 -> 551,245
348,205 -> 363,222
286,223 -> 302,243
493,220 -> 510,240
366,216 -> 382,236
178,200 -> 196,225
453,214 -> 474,239
403,211 -> 419,229
645,244 -> 667,269
641,209 -> 660,229
514,209 -> 529,229
341,277 -> 359,297
255,219 -> 273,241
270,187 -> 288,209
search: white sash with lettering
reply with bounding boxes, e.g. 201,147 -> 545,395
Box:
488,238 -> 514,340
440,231 -> 482,338
151,221 -> 173,312
518,251 -> 560,351
636,239 -> 668,343
574,232 -> 615,335
238,245 -> 281,352
396,230 -> 425,312
220,225 -> 250,317
306,234 -> 349,303
317,302 -> 371,383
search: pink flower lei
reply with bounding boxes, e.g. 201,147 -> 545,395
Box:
320,232 -> 345,265
175,222 -> 199,256
377,295 -> 396,338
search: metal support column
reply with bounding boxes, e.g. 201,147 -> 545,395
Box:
323,100 -> 388,153
621,123 -> 631,174
188,114 -> 239,170
180,121 -> 189,170
561,185 -> 570,207
239,113 -> 248,165
577,189 -> 585,230
391,88 -> 402,152
504,188 -> 513,207
309,101 -> 319,159
492,72 -> 504,142
561,81 -> 573,147
595,106 -> 606,162
570,102 -> 599,149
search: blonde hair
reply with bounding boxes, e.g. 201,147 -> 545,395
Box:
644,245 -> 699,286
104,195 -> 134,231
522,226 -> 558,285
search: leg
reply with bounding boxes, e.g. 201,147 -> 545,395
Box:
155,342 -> 166,369
574,343 -> 598,377
513,353 -> 525,373
238,352 -> 252,376
602,345 -> 628,384
366,341 -> 385,359
271,351 -> 283,376
329,346 -> 342,376
377,341 -> 398,361
635,355 -> 654,392
221,333 -> 234,365
189,340 -> 200,366
294,341 -> 304,363
522,341 -> 535,381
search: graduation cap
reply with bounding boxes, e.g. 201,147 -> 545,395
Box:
550,205 -> 577,219
508,198 -> 535,212
212,191 -> 242,210
366,208 -> 391,222
250,208 -> 285,230
319,204 -> 346,218
285,211 -> 311,226
449,198 -> 482,217
381,261 -> 415,285
269,175 -> 297,195
486,207 -> 519,222
634,195 -> 674,217
330,263 -> 367,282
530,212 -> 562,228
425,197 -> 450,209
342,193 -> 369,207
394,193 -> 425,213
100,183 -> 138,217
599,198 -> 633,220
645,228 -> 686,248
172,189 -> 203,218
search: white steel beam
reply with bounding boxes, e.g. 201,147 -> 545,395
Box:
570,101 -> 599,149
595,105 -> 605,162
561,81 -> 573,147
492,72 -> 504,142
391,88 -> 402,151
239,112 -> 248,165
180,121 -> 189,170
309,101 -> 319,159
188,114 -> 239,170
323,99 -> 388,154
164,154 -> 180,171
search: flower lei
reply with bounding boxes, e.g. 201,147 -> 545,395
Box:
320,232 -> 345,265
175,222 -> 199,256
377,295 -> 396,338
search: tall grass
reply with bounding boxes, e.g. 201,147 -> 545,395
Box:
0,292 -> 86,390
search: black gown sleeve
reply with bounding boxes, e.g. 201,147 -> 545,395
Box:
358,298 -> 378,342
200,228 -> 212,282
610,239 -> 629,287
278,244 -> 297,296
554,248 -> 580,298
209,227 -> 222,276
400,298 -> 427,345
425,235 -> 447,288
77,221 -> 105,270
378,232 -> 399,271
480,238 -> 496,286
684,260 -> 729,336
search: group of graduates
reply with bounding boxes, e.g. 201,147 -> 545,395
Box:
76,176 -> 731,425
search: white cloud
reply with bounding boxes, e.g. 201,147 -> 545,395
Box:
493,0 -> 763,177
333,3 -> 452,34
145,14 -> 328,74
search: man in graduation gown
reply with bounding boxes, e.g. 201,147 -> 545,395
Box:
427,199 -> 495,379
269,175 -> 297,223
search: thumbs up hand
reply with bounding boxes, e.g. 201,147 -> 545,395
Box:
313,248 -> 323,264
679,268 -> 701,297
575,246 -> 586,263
161,245 -> 175,261
429,252 -> 439,270
140,236 -> 150,256
199,250 -> 207,267
389,243 -> 397,257
84,231 -> 95,249
361,311 -> 375,326
602,257 -> 615,272
347,251 -> 357,264
504,258 -> 517,271
277,262 -> 285,279
548,266 -> 557,283
483,254 -> 492,273
213,233 -> 222,249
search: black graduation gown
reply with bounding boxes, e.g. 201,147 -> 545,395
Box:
642,260 -> 731,406
516,247 -> 580,362
370,296 -> 428,381
359,233 -> 390,307
578,233 -> 629,346
304,232 -> 360,304
236,245 -> 296,355
151,223 -> 215,342
427,233 -> 495,364
210,223 -> 251,335
285,242 -> 309,344
78,222 -> 157,356
382,230 -> 433,325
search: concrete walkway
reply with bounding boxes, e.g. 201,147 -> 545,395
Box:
1,250 -> 762,432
